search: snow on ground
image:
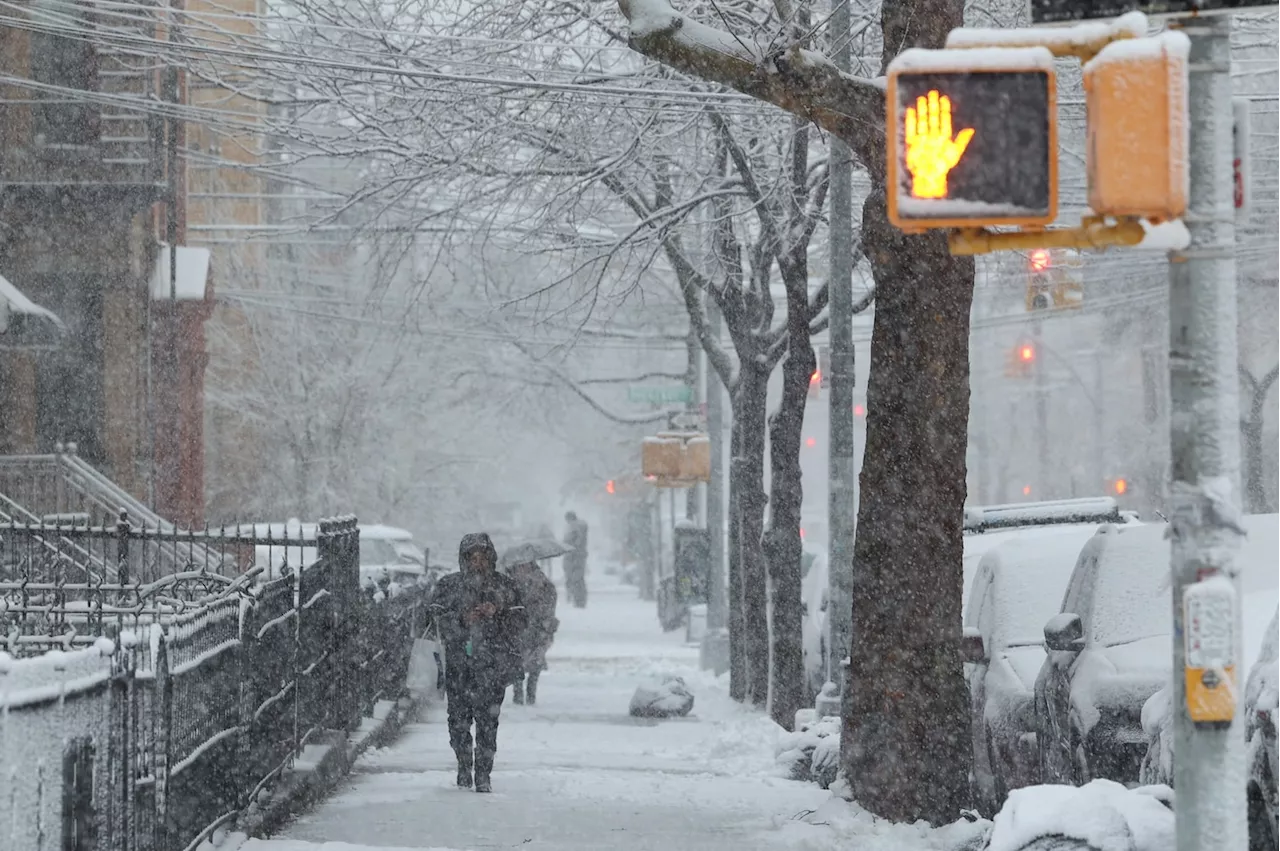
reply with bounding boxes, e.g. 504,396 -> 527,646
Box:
228,569 -> 989,851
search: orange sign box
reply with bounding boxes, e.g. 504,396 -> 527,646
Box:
1084,33 -> 1189,223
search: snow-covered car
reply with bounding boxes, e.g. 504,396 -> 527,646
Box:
974,780 -> 1174,851
1246,609 -> 1279,851
801,546 -> 830,698
1035,522 -> 1171,785
964,526 -> 1101,815
962,498 -> 1136,608
1121,514 -> 1280,798
359,524 -> 430,594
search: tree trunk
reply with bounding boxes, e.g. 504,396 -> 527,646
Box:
735,363 -> 771,707
762,307 -> 814,729
841,189 -> 973,824
728,411 -> 747,701
1243,420 -> 1264,513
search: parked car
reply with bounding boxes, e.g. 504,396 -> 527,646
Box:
1036,513 -> 1278,787
964,526 -> 1101,815
962,497 -> 1136,606
1035,522 -> 1171,785
1246,609 -> 1279,851
359,524 -> 429,593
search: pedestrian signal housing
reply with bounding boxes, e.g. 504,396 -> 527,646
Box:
1084,32 -> 1189,222
886,47 -> 1058,232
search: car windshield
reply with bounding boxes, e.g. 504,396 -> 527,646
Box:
360,538 -> 402,567
1090,525 -> 1176,646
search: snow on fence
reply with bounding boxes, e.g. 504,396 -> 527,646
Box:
0,516 -> 425,851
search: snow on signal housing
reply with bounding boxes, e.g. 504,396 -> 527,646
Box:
886,46 -> 1058,234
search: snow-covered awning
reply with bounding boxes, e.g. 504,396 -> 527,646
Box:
0,270 -> 67,350
150,245 -> 211,302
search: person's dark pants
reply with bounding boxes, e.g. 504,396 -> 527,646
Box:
565,562 -> 587,608
446,680 -> 506,780
512,670 -> 540,705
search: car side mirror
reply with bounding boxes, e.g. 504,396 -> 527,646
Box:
961,626 -> 987,664
1044,613 -> 1085,652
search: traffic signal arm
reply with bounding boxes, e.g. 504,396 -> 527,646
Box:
945,11 -> 1147,62
950,215 -> 1144,256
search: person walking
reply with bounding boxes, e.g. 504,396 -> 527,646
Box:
426,532 -> 526,792
562,511 -> 589,609
506,560 -> 559,706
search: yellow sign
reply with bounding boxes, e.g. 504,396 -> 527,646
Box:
904,90 -> 975,200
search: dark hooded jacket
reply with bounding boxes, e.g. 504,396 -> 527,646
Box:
427,533 -> 527,689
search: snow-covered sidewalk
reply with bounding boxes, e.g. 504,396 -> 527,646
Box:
228,572 -> 835,851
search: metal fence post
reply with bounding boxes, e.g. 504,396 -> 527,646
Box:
116,509 -> 131,586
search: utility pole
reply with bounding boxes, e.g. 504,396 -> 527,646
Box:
1168,15 -> 1246,851
826,0 -> 855,698
705,299 -> 727,632
1033,322 -> 1049,498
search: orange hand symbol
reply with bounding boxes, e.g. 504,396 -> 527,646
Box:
904,90 -> 975,200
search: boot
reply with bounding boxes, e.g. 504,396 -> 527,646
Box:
512,678 -> 525,705
474,751 -> 494,793
455,749 -> 473,788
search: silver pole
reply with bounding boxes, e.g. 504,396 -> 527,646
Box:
826,0 -> 856,695
706,299 -> 727,631
1169,15 -> 1246,851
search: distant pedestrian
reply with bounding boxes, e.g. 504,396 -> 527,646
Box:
426,533 -> 526,792
507,561 -> 559,706
563,511 -> 589,608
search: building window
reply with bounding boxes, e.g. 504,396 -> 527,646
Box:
29,0 -> 98,146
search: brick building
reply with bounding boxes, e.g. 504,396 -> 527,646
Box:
0,0 -> 211,525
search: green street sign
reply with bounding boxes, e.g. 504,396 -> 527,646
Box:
628,385 -> 693,404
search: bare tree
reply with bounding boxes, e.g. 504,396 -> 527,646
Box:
616,0 -> 975,823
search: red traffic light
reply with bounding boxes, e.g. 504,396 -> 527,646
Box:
1029,248 -> 1051,272
1114,478 -> 1128,496
854,404 -> 866,417
606,479 -> 616,495
1018,343 -> 1036,363
810,369 -> 821,384
805,437 -> 817,448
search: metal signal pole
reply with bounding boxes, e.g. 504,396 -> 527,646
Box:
826,0 -> 856,697
1168,15 -> 1246,851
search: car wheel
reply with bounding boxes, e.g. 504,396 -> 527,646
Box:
1248,781 -> 1278,851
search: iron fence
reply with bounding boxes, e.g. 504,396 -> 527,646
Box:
0,515 -> 428,851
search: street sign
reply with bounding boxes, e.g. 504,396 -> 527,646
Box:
628,385 -> 693,404
886,48 -> 1057,232
1031,0 -> 1276,24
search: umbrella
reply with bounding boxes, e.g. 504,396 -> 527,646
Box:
500,538 -> 574,568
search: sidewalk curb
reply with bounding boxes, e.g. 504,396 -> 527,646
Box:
211,695 -> 420,849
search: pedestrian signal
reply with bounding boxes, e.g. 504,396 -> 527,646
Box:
1084,32 -> 1189,222
886,47 -> 1057,232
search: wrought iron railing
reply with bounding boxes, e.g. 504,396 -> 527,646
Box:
0,447 -> 238,581
0,516 -> 427,851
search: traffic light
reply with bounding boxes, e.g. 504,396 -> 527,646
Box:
1084,32 -> 1189,222
1113,478 -> 1128,496
886,47 -> 1058,231
1005,339 -> 1036,378
606,479 -> 616,495
1026,248 -> 1084,312
809,367 -> 821,400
